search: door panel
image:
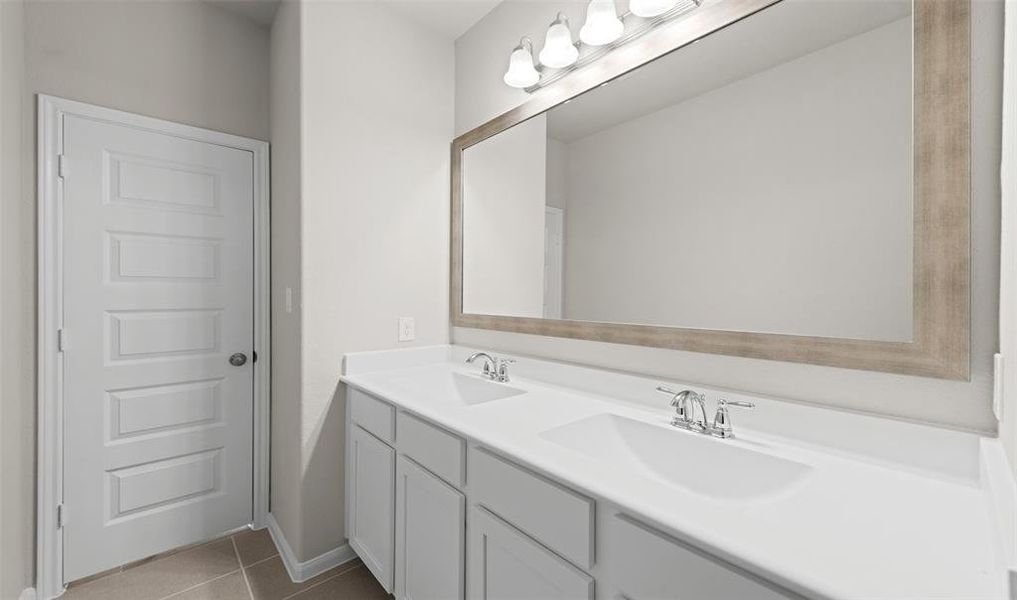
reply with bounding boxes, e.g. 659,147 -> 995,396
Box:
62,115 -> 254,581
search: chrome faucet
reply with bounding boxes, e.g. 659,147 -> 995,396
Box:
466,352 -> 514,383
656,386 -> 754,438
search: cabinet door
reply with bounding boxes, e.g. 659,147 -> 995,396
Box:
467,507 -> 593,600
396,457 -> 465,600
349,425 -> 395,592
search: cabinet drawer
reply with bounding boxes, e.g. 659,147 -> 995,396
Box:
349,387 -> 395,444
397,412 -> 465,487
602,513 -> 800,600
469,447 -> 594,569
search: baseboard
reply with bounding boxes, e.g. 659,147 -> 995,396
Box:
19,588 -> 37,600
265,513 -> 358,583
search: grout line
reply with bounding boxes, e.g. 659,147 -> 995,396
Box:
232,536 -> 257,600
158,569 -> 243,600
278,563 -> 365,600
242,551 -> 282,570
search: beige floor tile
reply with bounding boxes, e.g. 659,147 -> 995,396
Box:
233,528 -> 279,566
166,571 -> 251,600
62,538 -> 240,600
245,557 -> 340,600
285,565 -> 389,600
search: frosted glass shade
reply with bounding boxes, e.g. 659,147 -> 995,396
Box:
503,41 -> 540,88
579,0 -> 624,46
539,14 -> 579,68
629,0 -> 677,18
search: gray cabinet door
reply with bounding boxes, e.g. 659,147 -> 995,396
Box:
396,456 -> 465,600
467,507 -> 593,600
349,425 -> 395,592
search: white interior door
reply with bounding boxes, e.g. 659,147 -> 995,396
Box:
62,114 -> 255,581
544,206 -> 564,319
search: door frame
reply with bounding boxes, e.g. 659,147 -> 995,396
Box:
36,95 -> 271,599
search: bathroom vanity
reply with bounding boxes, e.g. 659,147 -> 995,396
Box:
342,346 -> 1014,600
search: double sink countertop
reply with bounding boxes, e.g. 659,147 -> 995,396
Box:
340,345 -> 1016,600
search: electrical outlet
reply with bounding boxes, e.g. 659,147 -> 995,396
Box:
398,317 -> 415,342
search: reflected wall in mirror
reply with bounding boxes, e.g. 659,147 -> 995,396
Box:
453,0 -> 970,379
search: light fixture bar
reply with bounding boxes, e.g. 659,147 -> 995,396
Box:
524,0 -> 702,93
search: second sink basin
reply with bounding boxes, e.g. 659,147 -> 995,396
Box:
540,413 -> 812,501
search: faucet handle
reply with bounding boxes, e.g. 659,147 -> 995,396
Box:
711,399 -> 754,438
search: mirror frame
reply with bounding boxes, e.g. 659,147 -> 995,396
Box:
451,0 -> 970,380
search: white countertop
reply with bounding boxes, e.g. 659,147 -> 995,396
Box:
340,345 -> 1015,600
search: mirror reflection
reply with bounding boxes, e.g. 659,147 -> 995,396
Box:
462,0 -> 914,342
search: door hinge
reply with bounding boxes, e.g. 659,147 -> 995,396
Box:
56,504 -> 65,529
58,154 -> 67,179
57,329 -> 66,352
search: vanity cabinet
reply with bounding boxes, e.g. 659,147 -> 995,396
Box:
344,386 -> 801,600
347,424 -> 395,592
467,507 -> 594,600
395,456 -> 466,600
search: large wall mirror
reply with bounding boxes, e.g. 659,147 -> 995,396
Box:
451,0 -> 970,379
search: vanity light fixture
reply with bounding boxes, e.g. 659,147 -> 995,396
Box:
503,0 -> 701,92
539,13 -> 580,69
503,37 -> 540,88
579,0 -> 624,46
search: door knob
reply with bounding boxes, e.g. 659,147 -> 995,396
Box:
229,352 -> 248,367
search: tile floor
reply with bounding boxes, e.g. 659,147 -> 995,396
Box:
62,529 -> 390,600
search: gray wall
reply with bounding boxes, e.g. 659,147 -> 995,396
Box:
269,0 -> 305,561
1,0 -> 30,597
277,1 -> 454,561
454,0 -> 1003,433
2,3 -> 271,594
560,18 -> 913,341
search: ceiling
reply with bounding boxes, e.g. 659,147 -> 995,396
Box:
207,0 -> 500,38
208,0 -> 282,26
379,0 -> 501,39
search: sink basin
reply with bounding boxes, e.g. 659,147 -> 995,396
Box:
540,414 -> 812,500
390,370 -> 526,406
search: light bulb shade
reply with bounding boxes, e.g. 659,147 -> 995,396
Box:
629,0 -> 677,17
580,0 -> 623,46
539,14 -> 579,68
503,41 -> 540,88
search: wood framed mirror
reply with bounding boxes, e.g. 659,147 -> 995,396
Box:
451,0 -> 970,380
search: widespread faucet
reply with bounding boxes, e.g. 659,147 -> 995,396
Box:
656,386 -> 754,439
466,352 -> 514,383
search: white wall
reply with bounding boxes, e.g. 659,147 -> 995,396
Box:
454,0 -> 1003,433
463,114 -> 547,317
1,1 -> 30,597
269,0 -> 305,560
296,0 -> 454,560
560,18 -> 912,341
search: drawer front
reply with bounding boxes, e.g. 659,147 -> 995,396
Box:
397,412 -> 465,487
469,447 -> 594,569
468,507 -> 593,600
349,387 -> 395,444
602,513 -> 801,600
